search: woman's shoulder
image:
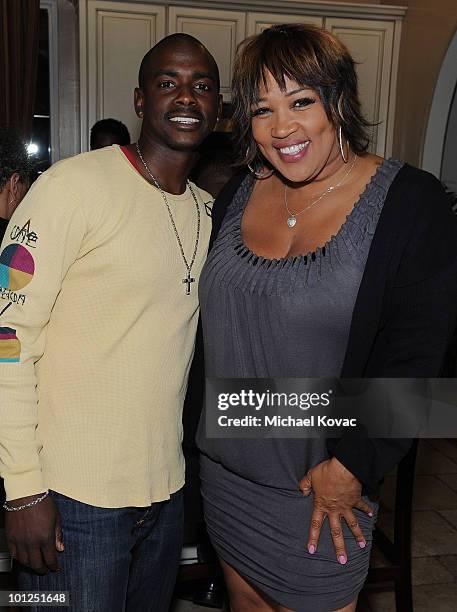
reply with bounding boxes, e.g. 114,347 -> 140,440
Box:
382,161 -> 457,283
385,161 -> 453,222
386,161 -> 449,201
392,162 -> 444,192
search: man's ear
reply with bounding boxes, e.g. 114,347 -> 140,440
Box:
134,87 -> 145,118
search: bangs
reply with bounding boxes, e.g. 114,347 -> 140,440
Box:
244,26 -> 337,107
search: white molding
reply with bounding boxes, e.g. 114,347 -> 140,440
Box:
423,31 -> 457,177
81,1 -> 166,150
85,0 -> 407,20
246,11 -> 323,35
168,5 -> 246,101
79,0 -> 89,152
40,0 -> 60,162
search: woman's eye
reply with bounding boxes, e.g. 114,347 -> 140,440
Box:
293,97 -> 316,108
251,107 -> 270,117
159,81 -> 175,89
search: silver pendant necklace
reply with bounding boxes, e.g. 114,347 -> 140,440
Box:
284,154 -> 357,228
136,143 -> 200,295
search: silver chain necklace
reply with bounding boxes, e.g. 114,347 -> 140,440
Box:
284,154 -> 357,228
136,142 -> 200,295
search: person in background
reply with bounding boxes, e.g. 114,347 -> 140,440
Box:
0,127 -> 32,240
191,132 -> 237,198
197,24 -> 457,611
0,33 -> 221,612
0,127 -> 32,522
90,117 -> 131,150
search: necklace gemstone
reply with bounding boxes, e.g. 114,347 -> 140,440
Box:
287,216 -> 297,228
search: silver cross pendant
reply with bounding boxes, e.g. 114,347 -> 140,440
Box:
182,274 -> 195,295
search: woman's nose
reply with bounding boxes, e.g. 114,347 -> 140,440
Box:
270,110 -> 297,139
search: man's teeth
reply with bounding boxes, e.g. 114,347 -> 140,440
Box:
279,142 -> 309,155
170,117 -> 200,124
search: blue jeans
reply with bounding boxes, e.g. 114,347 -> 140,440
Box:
16,489 -> 184,612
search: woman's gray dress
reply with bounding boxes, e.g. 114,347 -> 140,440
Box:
197,159 -> 403,611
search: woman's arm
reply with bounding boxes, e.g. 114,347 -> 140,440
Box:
329,170 -> 457,494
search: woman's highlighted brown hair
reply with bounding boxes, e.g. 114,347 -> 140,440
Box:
231,23 -> 371,166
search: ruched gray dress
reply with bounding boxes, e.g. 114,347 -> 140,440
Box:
197,159 -> 403,611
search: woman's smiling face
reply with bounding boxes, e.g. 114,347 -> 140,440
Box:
250,71 -> 342,183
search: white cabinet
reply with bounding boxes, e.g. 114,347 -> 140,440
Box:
80,0 -> 166,150
168,6 -> 246,102
79,1 -> 405,156
325,18 -> 397,156
246,12 -> 323,35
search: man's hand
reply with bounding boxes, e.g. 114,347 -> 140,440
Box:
299,458 -> 373,564
5,494 -> 64,574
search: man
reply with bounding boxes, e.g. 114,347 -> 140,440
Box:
0,34 -> 221,612
90,118 -> 131,150
0,128 -> 32,519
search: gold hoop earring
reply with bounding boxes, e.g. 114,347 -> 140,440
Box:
338,125 -> 348,163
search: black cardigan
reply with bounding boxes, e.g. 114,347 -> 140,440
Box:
203,164 -> 457,495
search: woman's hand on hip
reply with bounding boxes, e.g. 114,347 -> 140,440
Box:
299,458 -> 373,564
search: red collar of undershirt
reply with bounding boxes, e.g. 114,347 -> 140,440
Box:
120,145 -> 142,174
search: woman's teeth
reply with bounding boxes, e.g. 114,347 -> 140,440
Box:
279,142 -> 310,155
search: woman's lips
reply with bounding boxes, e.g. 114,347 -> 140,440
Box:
275,140 -> 310,163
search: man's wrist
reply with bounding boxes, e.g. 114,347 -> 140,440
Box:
3,491 -> 49,512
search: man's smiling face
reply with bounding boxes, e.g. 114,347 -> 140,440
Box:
135,39 -> 221,153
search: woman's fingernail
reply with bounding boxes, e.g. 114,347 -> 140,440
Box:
308,544 -> 315,554
338,555 -> 347,565
368,512 -> 373,517
358,540 -> 366,549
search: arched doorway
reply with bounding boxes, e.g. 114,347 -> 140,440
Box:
423,29 -> 457,182
441,85 -> 457,195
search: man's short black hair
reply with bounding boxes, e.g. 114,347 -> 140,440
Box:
0,126 -> 32,191
90,118 -> 131,149
138,33 -> 220,90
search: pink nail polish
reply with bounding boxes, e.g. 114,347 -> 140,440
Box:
368,512 -> 373,517
308,544 -> 315,554
358,541 -> 366,549
338,555 -> 347,565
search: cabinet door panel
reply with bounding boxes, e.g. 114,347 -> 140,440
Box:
168,6 -> 246,101
325,18 -> 394,156
246,12 -> 323,35
86,1 -> 165,148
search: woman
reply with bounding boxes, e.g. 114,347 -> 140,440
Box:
196,24 -> 457,612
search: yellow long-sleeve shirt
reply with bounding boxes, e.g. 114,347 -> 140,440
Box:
0,145 -> 212,507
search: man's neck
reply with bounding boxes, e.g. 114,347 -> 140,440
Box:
135,136 -> 197,195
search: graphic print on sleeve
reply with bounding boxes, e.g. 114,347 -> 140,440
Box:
0,245 -> 35,339
0,244 -> 35,290
0,327 -> 21,362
